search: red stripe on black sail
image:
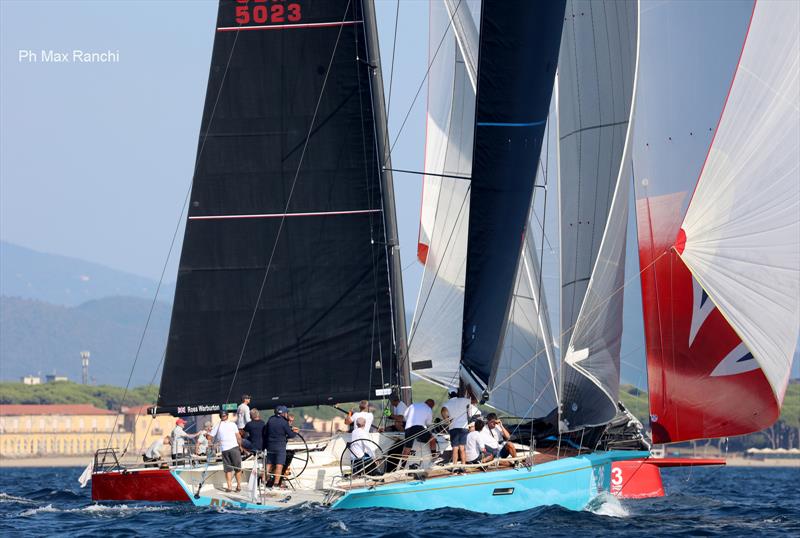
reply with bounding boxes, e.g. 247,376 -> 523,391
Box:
158,0 -> 397,412
460,0 -> 566,386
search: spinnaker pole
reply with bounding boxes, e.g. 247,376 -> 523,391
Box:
362,0 -> 411,404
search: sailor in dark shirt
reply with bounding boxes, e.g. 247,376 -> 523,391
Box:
262,405 -> 298,488
241,408 -> 266,452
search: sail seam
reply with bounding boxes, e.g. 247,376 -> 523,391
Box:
217,21 -> 363,32
188,209 -> 381,220
477,120 -> 545,127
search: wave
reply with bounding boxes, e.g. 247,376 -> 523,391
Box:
20,503 -> 171,517
329,520 -> 348,532
586,492 -> 630,518
26,488 -> 85,501
0,492 -> 39,505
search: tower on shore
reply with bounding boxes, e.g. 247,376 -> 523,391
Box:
80,351 -> 90,385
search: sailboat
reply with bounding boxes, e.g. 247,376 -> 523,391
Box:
88,0 -> 798,514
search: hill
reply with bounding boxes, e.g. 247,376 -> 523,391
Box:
0,381 -> 157,410
0,295 -> 169,386
0,241 -> 174,307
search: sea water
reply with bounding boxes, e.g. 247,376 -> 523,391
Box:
0,466 -> 797,537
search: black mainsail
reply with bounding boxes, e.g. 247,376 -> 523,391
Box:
157,0 -> 406,413
460,0 -> 566,389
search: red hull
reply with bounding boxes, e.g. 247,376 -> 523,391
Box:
92,469 -> 190,502
611,460 -> 665,499
611,457 -> 726,499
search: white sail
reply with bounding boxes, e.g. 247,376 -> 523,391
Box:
489,226 -> 559,418
411,0 -> 475,388
678,1 -> 800,403
558,0 -> 639,430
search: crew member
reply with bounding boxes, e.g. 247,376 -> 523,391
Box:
401,399 -> 437,459
236,394 -> 252,434
208,410 -> 244,492
344,400 -> 375,432
262,405 -> 299,488
443,390 -> 471,466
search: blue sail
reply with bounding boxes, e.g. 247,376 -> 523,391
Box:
461,0 -> 566,387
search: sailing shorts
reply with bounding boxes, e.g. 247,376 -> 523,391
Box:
221,447 -> 242,472
404,425 -> 432,448
266,447 -> 287,466
449,428 -> 468,446
487,445 -> 510,459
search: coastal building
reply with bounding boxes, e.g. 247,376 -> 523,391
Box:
45,375 -> 68,383
120,405 -> 209,456
0,403 -> 358,459
20,376 -> 41,385
0,404 -> 127,457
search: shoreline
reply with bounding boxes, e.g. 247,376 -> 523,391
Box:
0,456 -> 90,468
721,457 -> 799,468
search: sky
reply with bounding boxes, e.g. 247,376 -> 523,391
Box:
1,0 -> 797,386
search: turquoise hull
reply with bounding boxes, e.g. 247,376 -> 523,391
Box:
331,450 -> 649,514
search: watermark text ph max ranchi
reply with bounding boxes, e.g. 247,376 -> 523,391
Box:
18,50 -> 120,63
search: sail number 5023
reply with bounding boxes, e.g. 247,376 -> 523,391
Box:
235,1 -> 302,25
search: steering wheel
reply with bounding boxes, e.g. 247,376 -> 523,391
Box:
339,438 -> 385,477
282,432 -> 310,481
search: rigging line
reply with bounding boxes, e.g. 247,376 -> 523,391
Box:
385,167 -> 470,181
407,183 -> 471,347
385,0 -> 400,117
385,0 -> 464,162
223,1 -> 353,405
103,28 -> 242,453
361,5 -> 400,392
401,257 -> 418,273
489,249 -> 670,396
120,348 -> 167,457
354,10 -> 387,401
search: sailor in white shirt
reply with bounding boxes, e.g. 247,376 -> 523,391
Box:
383,396 -> 407,432
465,419 -> 491,464
349,417 -> 375,475
480,412 -> 517,465
391,398 -> 408,418
236,394 -> 252,431
345,400 -> 375,432
468,396 -> 482,422
401,399 -> 437,457
170,418 -> 200,465
443,393 -> 471,465
209,410 -> 244,492
144,436 -> 170,464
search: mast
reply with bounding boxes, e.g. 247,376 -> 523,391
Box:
362,0 -> 411,404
